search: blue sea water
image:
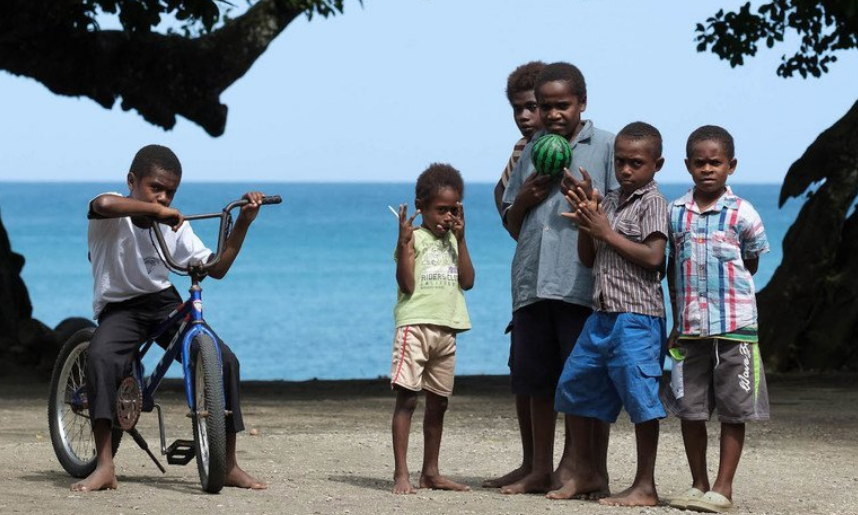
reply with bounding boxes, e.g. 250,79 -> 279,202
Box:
0,182 -> 801,380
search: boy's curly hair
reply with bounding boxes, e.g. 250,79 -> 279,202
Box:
506,61 -> 546,103
686,125 -> 735,159
535,62 -> 587,103
415,163 -> 464,206
129,144 -> 182,179
617,121 -> 663,159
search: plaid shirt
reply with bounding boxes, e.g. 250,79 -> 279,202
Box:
668,187 -> 769,337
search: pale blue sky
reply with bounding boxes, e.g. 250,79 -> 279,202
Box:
1,0 -> 855,183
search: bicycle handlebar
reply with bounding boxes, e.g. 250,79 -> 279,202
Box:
151,195 -> 281,276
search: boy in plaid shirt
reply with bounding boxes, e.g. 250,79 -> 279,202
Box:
665,125 -> 770,513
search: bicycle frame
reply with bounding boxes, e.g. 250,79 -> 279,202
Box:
136,288 -> 223,414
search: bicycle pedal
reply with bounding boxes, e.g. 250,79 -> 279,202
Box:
165,439 -> 195,465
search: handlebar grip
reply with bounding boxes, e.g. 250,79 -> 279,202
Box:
261,195 -> 282,205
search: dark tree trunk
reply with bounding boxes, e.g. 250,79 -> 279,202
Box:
758,100 -> 858,371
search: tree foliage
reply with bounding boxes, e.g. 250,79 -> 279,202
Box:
696,0 -> 858,77
49,0 -> 350,35
696,1 -> 858,371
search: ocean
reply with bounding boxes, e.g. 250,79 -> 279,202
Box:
0,182 -> 801,380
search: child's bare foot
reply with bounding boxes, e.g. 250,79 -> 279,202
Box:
419,474 -> 470,491
500,471 -> 553,494
482,466 -> 531,488
545,472 -> 607,500
224,464 -> 267,489
598,485 -> 658,506
393,475 -> 417,494
70,465 -> 117,492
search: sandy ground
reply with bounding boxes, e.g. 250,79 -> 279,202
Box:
1,373 -> 856,515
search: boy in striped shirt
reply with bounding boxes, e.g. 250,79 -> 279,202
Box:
665,125 -> 770,513
493,61 -> 545,216
551,122 -> 669,506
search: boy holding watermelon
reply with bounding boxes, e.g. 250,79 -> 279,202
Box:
552,122 -> 669,507
499,62 -> 617,495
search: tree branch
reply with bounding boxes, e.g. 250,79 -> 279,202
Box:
0,0 -> 311,136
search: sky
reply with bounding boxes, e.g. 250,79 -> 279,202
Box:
1,0 -> 856,184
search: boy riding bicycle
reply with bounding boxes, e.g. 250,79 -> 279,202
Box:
76,144 -> 266,492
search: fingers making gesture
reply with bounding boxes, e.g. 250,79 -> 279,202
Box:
562,186 -> 611,240
560,166 -> 602,205
398,204 -> 421,248
452,202 -> 466,242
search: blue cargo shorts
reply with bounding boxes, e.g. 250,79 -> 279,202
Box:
555,311 -> 667,424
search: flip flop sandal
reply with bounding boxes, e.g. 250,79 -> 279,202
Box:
669,487 -> 706,509
686,491 -> 733,513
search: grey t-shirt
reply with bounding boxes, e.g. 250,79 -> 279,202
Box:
502,121 -> 618,312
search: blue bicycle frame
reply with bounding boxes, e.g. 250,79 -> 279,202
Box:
136,288 -> 223,414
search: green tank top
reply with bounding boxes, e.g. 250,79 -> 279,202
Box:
394,228 -> 471,331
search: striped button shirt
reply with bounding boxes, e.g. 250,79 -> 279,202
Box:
499,137 -> 528,187
592,180 -> 668,317
668,187 -> 769,337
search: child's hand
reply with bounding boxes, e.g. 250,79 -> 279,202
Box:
157,206 -> 184,232
517,173 -> 553,209
561,186 -> 597,224
667,327 -> 679,350
398,204 -> 420,248
561,166 -> 595,200
452,202 -> 466,242
239,191 -> 265,223
574,188 -> 611,240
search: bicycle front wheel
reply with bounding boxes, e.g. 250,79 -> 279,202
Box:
47,328 -> 122,478
190,333 -> 227,493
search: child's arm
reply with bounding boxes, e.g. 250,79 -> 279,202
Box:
452,202 -> 475,290
738,202 -> 768,277
666,255 -> 680,349
575,191 -> 667,271
493,179 -> 506,218
744,257 -> 759,275
206,191 -> 263,279
90,194 -> 184,231
504,173 -> 553,240
395,204 -> 420,295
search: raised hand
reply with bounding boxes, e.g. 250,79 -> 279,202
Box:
398,203 -> 421,248
452,202 -> 466,242
560,166 -> 596,200
574,188 -> 611,240
239,191 -> 265,223
561,186 -> 598,225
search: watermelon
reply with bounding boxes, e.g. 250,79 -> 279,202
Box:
531,133 -> 572,179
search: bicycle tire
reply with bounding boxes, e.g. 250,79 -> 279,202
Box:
190,333 -> 227,493
48,328 -> 122,478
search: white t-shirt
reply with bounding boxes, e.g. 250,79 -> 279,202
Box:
88,192 -> 212,319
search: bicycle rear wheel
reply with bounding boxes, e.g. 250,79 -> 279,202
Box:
190,333 -> 227,493
48,328 -> 122,478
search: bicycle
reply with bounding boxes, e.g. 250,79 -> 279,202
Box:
48,194 -> 281,493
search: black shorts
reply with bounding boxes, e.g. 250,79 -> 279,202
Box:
87,287 -> 245,433
510,299 -> 591,397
